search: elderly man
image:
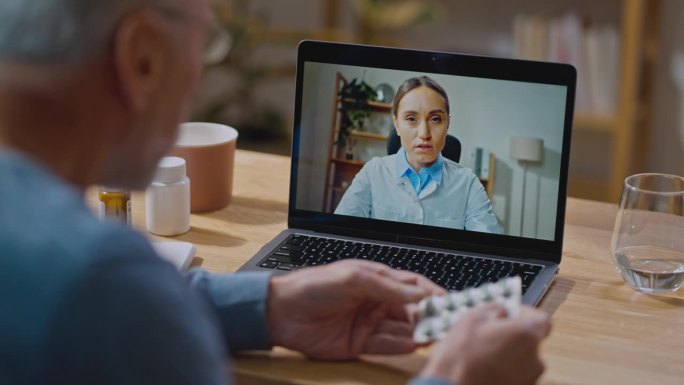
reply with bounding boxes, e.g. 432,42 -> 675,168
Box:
0,1 -> 550,385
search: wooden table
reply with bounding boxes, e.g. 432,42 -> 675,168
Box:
113,150 -> 684,385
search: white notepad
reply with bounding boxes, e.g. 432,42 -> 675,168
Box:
151,241 -> 196,271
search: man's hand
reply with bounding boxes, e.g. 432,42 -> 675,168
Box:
419,304 -> 551,385
266,259 -> 445,360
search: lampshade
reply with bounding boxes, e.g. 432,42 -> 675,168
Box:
510,137 -> 543,162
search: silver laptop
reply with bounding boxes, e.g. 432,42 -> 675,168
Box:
238,41 -> 576,305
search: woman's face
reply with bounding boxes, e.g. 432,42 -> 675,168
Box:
393,86 -> 450,171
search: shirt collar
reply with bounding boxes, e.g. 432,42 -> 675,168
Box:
394,147 -> 444,185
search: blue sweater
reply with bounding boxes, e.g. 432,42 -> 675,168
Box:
0,150 -> 451,385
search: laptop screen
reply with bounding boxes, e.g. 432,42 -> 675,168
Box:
289,41 -> 575,260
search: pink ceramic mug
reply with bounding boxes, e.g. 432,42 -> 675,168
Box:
170,122 -> 238,212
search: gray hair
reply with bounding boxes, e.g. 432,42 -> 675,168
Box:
0,0 -> 179,63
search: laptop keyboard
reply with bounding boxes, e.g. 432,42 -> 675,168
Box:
257,234 -> 543,294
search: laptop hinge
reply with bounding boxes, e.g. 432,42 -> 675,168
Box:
294,221 -> 400,244
397,234 -> 555,262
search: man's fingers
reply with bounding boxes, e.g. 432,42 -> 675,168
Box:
363,333 -> 419,355
353,268 -> 431,303
336,260 -> 444,303
516,306 -> 551,340
375,318 -> 414,337
335,259 -> 444,295
404,302 -> 419,319
385,302 -> 417,323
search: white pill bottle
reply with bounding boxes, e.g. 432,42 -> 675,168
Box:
146,156 -> 191,236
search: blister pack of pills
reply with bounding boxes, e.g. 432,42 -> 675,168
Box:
413,276 -> 522,343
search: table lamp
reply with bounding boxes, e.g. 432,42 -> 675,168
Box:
510,137 -> 543,236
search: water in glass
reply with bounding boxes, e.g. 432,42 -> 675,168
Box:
614,245 -> 684,294
611,173 -> 684,294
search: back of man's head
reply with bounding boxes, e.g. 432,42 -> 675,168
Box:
0,0 -> 209,189
0,0 -> 177,64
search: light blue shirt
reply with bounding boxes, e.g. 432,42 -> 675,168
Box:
335,151 -> 501,233
0,150 -> 271,385
0,150 -> 444,385
397,148 -> 444,195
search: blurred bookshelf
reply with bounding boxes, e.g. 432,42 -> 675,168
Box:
209,0 -> 660,202
323,73 -> 394,213
511,0 -> 661,202
318,0 -> 661,202
568,0 -> 660,202
392,0 -> 659,203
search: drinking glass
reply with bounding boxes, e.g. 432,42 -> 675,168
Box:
611,173 -> 684,294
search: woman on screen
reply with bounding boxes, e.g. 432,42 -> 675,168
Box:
334,76 -> 501,234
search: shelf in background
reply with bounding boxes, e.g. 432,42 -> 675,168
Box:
367,101 -> 393,110
330,157 -> 365,166
349,130 -> 388,140
573,113 -> 618,133
341,99 -> 392,111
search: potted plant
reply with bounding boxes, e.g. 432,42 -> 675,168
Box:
337,78 -> 377,153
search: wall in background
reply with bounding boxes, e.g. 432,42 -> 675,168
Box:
649,0 -> 684,176
220,0 -> 684,194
